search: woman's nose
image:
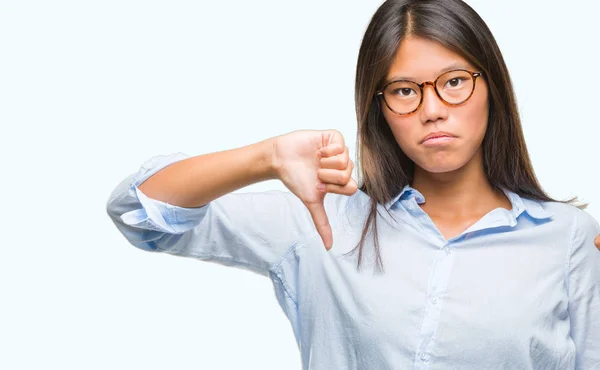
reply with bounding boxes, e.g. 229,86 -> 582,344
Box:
420,83 -> 448,123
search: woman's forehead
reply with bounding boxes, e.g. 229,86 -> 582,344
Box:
387,36 -> 475,82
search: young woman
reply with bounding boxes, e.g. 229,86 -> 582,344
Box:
107,0 -> 600,368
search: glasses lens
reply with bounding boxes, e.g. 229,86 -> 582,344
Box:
436,70 -> 474,104
383,80 -> 421,114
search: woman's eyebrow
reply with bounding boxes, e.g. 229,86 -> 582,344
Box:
386,63 -> 469,83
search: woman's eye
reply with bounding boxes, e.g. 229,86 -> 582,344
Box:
445,78 -> 465,88
395,88 -> 415,97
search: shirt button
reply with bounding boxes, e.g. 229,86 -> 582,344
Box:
443,247 -> 451,255
419,352 -> 429,362
431,297 -> 438,305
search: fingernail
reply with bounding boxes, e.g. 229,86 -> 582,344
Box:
316,182 -> 326,191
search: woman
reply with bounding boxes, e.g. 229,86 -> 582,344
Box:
107,0 -> 600,368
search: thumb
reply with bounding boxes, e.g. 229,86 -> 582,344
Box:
305,199 -> 333,251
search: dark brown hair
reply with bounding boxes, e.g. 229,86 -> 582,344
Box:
347,0 -> 586,273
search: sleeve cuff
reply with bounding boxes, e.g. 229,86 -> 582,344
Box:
119,152 -> 209,235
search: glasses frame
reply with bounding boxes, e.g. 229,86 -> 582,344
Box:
375,69 -> 483,116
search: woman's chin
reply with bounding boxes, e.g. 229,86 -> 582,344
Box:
408,149 -> 477,176
416,160 -> 466,174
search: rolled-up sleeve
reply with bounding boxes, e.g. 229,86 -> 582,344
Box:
567,208 -> 600,368
106,152 -> 321,277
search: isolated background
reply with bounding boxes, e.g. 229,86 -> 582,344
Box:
1,0 -> 599,369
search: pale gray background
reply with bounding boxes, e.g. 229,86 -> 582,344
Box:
1,0 -> 598,369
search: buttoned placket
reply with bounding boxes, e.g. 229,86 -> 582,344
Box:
397,190 -> 526,369
413,238 -> 456,369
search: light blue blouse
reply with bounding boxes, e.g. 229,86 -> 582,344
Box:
106,152 -> 600,370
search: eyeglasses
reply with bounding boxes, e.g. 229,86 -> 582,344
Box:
375,69 -> 483,116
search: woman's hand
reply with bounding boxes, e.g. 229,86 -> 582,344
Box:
272,129 -> 358,250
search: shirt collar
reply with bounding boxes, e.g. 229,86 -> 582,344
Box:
384,185 -> 421,211
385,184 -> 553,220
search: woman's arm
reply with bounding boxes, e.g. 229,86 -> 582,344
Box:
566,208 -> 600,368
137,138 -> 276,208
106,130 -> 355,276
106,151 -> 320,276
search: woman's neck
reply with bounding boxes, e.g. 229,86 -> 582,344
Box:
411,150 -> 511,219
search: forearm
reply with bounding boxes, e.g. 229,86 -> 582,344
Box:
137,138 -> 277,208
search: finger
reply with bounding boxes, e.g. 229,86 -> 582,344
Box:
595,235 -> 600,251
305,201 -> 333,250
319,154 -> 349,170
317,168 -> 352,186
345,159 -> 354,177
325,129 -> 346,149
319,146 -> 349,170
317,178 -> 358,196
319,144 -> 345,158
317,159 -> 353,183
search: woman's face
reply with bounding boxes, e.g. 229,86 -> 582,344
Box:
381,36 -> 489,174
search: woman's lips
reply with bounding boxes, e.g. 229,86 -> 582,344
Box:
421,136 -> 456,147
